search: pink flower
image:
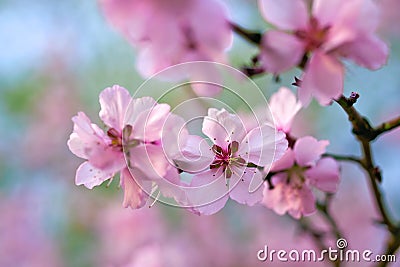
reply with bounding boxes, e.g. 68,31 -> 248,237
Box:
67,85 -> 182,209
262,136 -> 340,218
269,87 -> 302,133
176,108 -> 288,215
99,0 -> 232,96
259,0 -> 389,106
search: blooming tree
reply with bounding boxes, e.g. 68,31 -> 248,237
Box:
67,0 -> 400,266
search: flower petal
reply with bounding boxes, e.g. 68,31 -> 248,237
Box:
294,136 -> 329,167
189,63 -> 223,97
271,148 -> 295,172
120,168 -> 151,209
262,173 -> 291,215
259,0 -> 308,30
318,0 -> 381,50
337,34 -> 388,70
99,85 -> 131,131
75,162 -> 114,189
173,135 -> 214,173
186,169 -> 229,215
300,52 -> 344,106
260,30 -> 305,74
305,157 -> 340,193
269,87 -> 302,132
128,144 -> 171,181
238,124 -> 288,167
229,168 -> 264,206
287,185 -> 316,219
202,108 -> 247,147
127,99 -> 171,142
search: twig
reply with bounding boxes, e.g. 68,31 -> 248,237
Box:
373,116 -> 400,138
317,196 -> 343,240
230,22 -> 262,45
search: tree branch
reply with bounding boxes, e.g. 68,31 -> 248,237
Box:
230,22 -> 262,45
373,116 -> 400,138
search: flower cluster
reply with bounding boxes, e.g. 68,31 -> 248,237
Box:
68,0 -> 392,219
258,0 -> 388,105
68,85 -> 289,214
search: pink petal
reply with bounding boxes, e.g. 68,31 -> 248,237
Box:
161,113 -> 189,159
271,148 -> 295,172
237,124 -> 288,167
71,112 -> 107,145
312,0 -> 346,27
125,96 -> 158,123
186,169 -> 229,215
156,166 -> 187,205
189,63 -> 223,97
262,173 -> 291,215
229,168 -> 264,206
99,85 -> 131,131
294,136 -> 329,167
337,34 -> 389,70
120,168 -> 151,209
202,108 -> 247,148
127,98 -> 171,142
69,112 -> 125,172
67,133 -> 87,159
305,157 -> 340,193
287,185 -> 316,218
87,144 -> 125,173
174,135 -> 214,173
269,87 -> 302,132
260,30 -> 305,74
320,0 -> 380,51
264,173 -> 316,218
75,162 -> 114,189
300,52 -> 344,106
128,144 -> 171,181
188,0 -> 232,53
259,0 -> 308,30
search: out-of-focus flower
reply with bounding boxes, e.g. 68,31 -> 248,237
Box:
259,0 -> 389,106
176,108 -> 287,215
23,85 -> 79,170
269,87 -> 302,133
262,136 -> 340,218
378,0 -> 400,40
0,194 -> 63,267
67,85 -> 183,209
99,0 -> 232,96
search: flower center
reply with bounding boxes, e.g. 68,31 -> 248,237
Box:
107,125 -> 139,151
295,17 -> 330,52
286,164 -> 308,188
210,141 -> 246,178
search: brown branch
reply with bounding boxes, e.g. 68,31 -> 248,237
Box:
230,22 -> 262,45
373,116 -> 400,138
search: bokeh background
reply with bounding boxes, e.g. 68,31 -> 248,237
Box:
1,0 -> 400,266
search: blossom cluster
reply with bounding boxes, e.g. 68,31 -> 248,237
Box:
68,85 -> 340,218
68,0 -> 389,218
99,0 -> 388,105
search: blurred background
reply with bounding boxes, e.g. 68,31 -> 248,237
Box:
0,0 -> 399,266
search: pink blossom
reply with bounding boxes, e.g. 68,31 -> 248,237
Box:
269,87 -> 302,133
262,136 -> 340,218
176,108 -> 288,215
259,0 -> 389,106
67,85 -> 182,209
99,0 -> 232,96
